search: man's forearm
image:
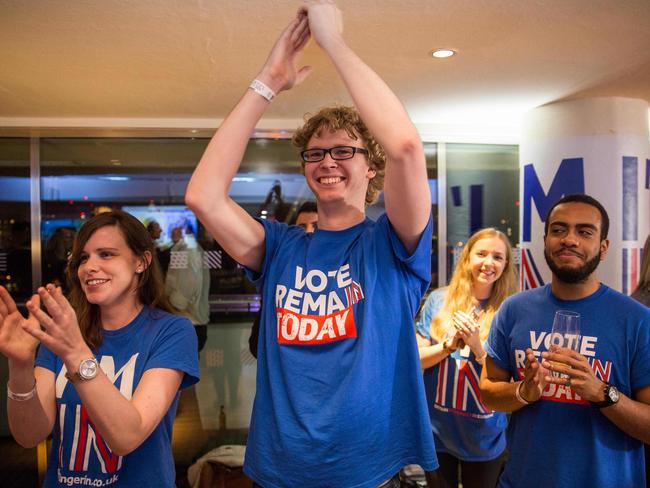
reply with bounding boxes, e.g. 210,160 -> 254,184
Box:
323,39 -> 422,160
600,394 -> 650,444
479,378 -> 528,413
186,90 -> 268,213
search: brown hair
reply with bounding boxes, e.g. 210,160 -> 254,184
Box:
292,106 -> 386,206
66,210 -> 173,350
431,228 -> 518,342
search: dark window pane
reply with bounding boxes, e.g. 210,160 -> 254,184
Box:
0,138 -> 32,301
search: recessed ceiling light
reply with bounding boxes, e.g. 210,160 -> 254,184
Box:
431,49 -> 456,58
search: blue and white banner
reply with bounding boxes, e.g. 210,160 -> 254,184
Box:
520,98 -> 649,294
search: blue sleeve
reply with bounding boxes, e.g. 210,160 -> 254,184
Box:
244,218 -> 291,289
146,314 -> 200,389
485,301 -> 513,376
34,343 -> 58,372
415,288 -> 446,341
630,309 -> 650,391
383,214 -> 433,289
378,214 -> 433,320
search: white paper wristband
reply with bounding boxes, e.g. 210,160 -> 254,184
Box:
249,79 -> 276,102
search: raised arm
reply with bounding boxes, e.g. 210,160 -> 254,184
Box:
23,286 -> 186,456
185,13 -> 312,272
303,0 -> 430,253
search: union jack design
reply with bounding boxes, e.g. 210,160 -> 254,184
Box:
520,247 -> 545,290
344,280 -> 364,306
68,404 -> 122,473
433,357 -> 492,418
622,246 -> 643,295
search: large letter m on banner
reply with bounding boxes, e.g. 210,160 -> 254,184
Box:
522,158 -> 585,242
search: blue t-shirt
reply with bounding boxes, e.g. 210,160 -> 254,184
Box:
415,289 -> 507,461
245,214 -> 438,488
486,284 -> 650,487
35,307 -> 200,488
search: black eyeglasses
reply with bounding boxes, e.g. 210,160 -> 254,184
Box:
300,146 -> 369,163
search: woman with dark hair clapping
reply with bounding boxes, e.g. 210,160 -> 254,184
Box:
1,210 -> 199,487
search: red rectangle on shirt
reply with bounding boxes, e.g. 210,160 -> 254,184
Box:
276,306 -> 357,345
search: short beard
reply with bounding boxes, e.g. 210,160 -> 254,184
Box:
544,248 -> 601,284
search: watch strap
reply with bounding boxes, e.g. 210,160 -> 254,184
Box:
65,357 -> 98,383
65,370 -> 82,383
589,383 -> 618,408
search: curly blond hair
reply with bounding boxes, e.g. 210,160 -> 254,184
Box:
292,106 -> 386,206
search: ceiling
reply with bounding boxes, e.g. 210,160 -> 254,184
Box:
1,0 -> 649,142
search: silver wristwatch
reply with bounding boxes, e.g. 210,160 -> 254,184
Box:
65,357 -> 99,383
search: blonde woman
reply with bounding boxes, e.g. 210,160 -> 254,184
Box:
415,228 -> 517,488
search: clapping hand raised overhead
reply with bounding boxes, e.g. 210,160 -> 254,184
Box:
299,0 -> 343,50
257,10 -> 312,94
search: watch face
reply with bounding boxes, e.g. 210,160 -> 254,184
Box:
608,386 -> 619,403
79,358 -> 98,380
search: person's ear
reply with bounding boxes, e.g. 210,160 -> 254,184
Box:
599,239 -> 610,261
137,251 -> 153,273
367,168 -> 376,179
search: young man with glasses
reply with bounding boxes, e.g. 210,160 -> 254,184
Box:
186,1 -> 436,486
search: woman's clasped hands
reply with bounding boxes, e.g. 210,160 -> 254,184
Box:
452,309 -> 485,359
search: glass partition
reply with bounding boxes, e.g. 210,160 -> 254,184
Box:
0,138 -> 32,301
445,143 -> 519,281
0,138 -> 38,485
33,136 -> 440,484
0,135 -> 445,485
37,136 -> 310,483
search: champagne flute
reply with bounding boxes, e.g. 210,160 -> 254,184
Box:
549,310 -> 580,379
